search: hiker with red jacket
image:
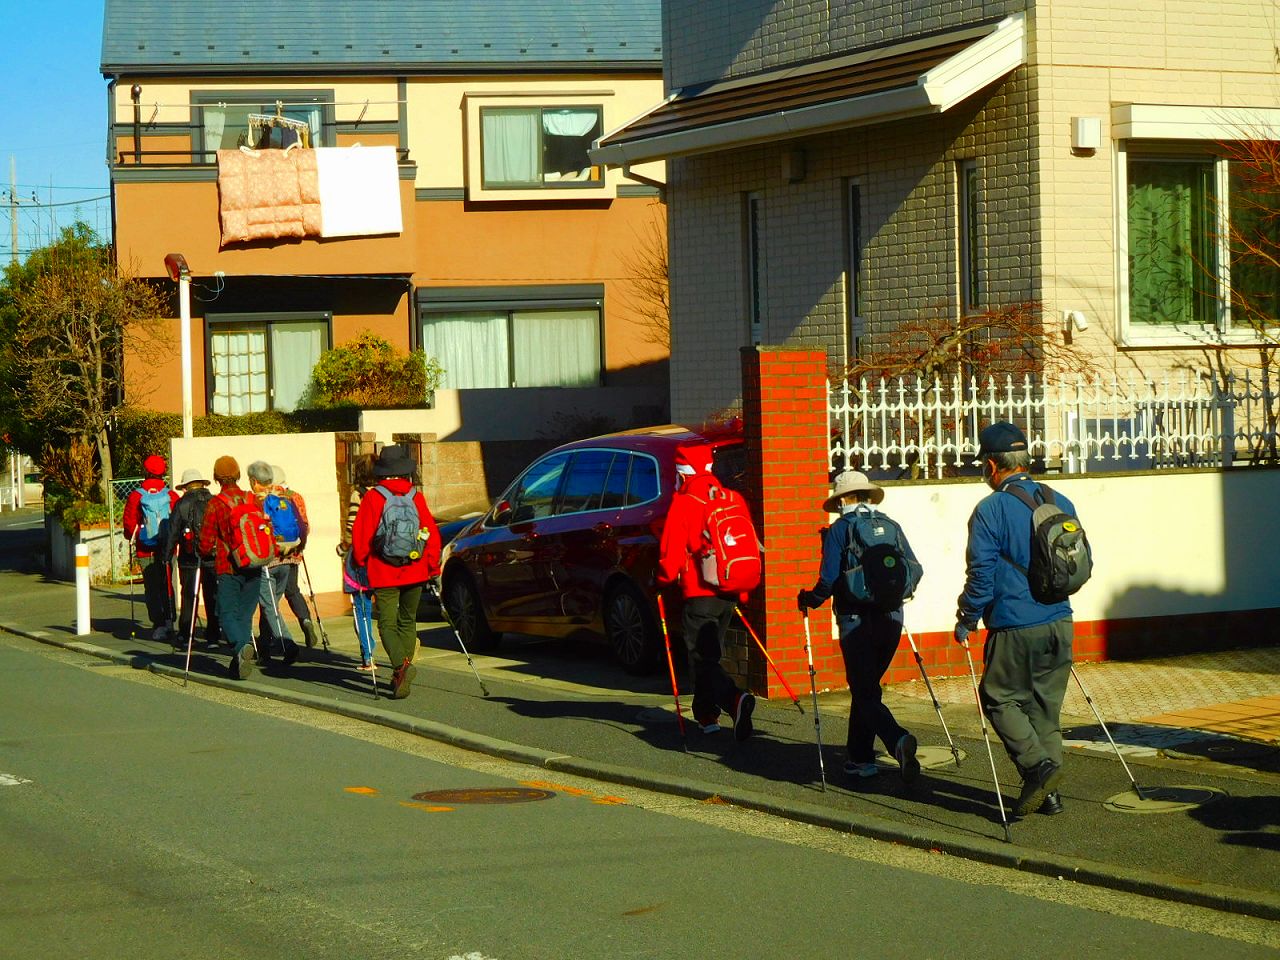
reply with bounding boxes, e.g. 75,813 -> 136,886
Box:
657,443 -> 758,740
121,454 -> 180,641
350,444 -> 441,699
198,455 -> 269,680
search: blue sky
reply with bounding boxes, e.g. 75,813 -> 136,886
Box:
0,0 -> 111,259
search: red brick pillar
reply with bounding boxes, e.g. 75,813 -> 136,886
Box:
740,347 -> 844,698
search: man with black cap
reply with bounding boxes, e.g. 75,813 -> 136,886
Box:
955,421 -> 1083,817
351,444 -> 441,699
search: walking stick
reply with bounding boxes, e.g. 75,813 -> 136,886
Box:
431,584 -> 489,697
654,594 -> 688,750
799,610 -> 828,791
298,553 -> 331,652
1071,665 -> 1146,801
183,563 -> 201,687
733,605 -> 804,715
350,594 -> 378,699
128,533 -> 138,641
961,637 -> 1012,843
903,623 -> 961,767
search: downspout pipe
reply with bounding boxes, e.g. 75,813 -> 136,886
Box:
131,83 -> 142,164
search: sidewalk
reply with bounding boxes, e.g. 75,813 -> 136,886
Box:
2,566 -> 1277,922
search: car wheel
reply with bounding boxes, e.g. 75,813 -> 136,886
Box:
444,573 -> 501,653
604,581 -> 661,675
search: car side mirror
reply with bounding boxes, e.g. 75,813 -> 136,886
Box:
492,500 -> 513,525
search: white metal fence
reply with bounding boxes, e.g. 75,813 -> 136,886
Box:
828,372 -> 1280,478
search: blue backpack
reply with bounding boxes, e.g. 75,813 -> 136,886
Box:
137,487 -> 172,550
836,508 -> 923,612
263,492 -> 303,545
372,485 -> 424,566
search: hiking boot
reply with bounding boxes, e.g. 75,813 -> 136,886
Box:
844,760 -> 880,778
895,733 -> 921,785
230,644 -> 256,681
281,639 -> 300,666
302,619 -> 318,649
1039,791 -> 1064,816
151,624 -> 170,642
391,659 -> 417,699
733,692 -> 756,742
1015,759 -> 1063,817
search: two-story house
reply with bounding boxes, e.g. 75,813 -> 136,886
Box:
593,0 -> 1280,426
102,0 -> 668,437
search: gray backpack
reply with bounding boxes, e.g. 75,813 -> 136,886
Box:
371,485 -> 424,566
1002,484 -> 1092,604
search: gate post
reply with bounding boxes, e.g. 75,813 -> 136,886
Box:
740,347 -> 842,698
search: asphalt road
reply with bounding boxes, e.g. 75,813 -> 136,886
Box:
1,634 -> 1275,959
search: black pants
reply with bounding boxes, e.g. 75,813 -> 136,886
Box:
681,596 -> 743,724
838,611 -> 908,764
282,562 -> 311,624
176,562 -> 219,642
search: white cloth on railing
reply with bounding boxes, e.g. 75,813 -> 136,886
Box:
315,145 -> 402,238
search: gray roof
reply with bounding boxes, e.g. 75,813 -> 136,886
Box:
102,0 -> 662,74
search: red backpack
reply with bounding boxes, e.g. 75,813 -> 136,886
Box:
221,492 -> 276,570
697,486 -> 762,594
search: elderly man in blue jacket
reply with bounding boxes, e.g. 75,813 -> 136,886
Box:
955,421 -> 1083,818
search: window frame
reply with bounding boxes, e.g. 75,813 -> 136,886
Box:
958,159 -> 982,314
417,285 -> 605,390
744,191 -> 764,346
1116,140 -> 1272,346
203,311 -> 332,415
843,178 -> 866,359
478,104 -> 605,191
192,89 -> 334,161
463,92 -> 616,202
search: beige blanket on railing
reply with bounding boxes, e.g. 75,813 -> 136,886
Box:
217,147 -> 321,244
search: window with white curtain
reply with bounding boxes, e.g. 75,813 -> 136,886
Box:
194,91 -> 330,160
419,293 -> 603,388
208,314 -> 330,414
480,105 -> 603,189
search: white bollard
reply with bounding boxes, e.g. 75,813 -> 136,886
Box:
75,543 -> 91,636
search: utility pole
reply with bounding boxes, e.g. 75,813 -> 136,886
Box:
8,156 -> 16,265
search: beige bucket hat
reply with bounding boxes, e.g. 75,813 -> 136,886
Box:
823,469 -> 884,513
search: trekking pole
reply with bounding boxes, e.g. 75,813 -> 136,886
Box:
298,553 -> 330,652
128,532 -> 138,640
430,584 -> 489,697
733,605 -> 804,715
166,543 -> 180,649
903,622 -> 961,767
961,638 -> 1012,843
1070,665 -> 1146,801
183,563 -> 201,687
350,595 -> 378,699
799,610 -> 828,791
654,594 -> 688,750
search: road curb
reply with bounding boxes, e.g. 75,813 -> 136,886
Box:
6,621 -> 1280,924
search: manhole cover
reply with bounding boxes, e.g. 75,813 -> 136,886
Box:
1103,785 -> 1225,814
412,787 -> 555,805
875,745 -> 966,770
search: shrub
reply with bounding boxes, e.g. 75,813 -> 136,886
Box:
302,331 -> 444,409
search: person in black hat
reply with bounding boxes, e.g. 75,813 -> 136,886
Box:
350,444 -> 441,699
954,421 -> 1084,817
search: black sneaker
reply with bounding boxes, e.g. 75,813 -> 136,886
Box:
895,733 -> 921,784
733,693 -> 756,742
281,639 -> 300,666
1039,791 -> 1064,816
1015,760 -> 1063,817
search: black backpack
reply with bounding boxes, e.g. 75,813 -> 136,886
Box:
175,489 -> 211,559
836,509 -> 923,612
1002,484 -> 1092,604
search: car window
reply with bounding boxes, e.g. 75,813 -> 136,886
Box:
557,450 -> 615,515
599,453 -> 629,509
626,454 -> 659,505
712,443 -> 747,492
508,452 -> 570,522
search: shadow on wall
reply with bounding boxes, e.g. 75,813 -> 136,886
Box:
1098,584 -> 1280,662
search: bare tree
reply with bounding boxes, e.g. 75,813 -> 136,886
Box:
618,200 -> 670,349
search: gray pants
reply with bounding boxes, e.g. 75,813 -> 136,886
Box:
979,618 -> 1073,775
258,565 -> 293,643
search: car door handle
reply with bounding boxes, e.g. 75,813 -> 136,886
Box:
592,522 -> 612,535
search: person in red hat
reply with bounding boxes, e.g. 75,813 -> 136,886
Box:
657,442 -> 758,740
122,454 -> 180,641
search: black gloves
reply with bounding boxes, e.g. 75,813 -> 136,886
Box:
796,589 -> 819,611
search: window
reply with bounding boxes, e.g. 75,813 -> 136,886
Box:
845,180 -> 865,357
958,161 -> 981,312
744,192 -> 764,345
480,106 -> 603,189
508,453 -> 570,523
194,91 -> 331,159
418,287 -> 604,389
206,313 -> 329,415
1124,151 -> 1280,336
557,450 -> 616,515
626,455 -> 659,505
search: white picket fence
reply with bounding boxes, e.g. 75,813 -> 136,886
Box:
828,372 -> 1280,477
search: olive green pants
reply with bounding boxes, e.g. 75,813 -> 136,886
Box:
979,618 -> 1073,775
372,584 -> 423,666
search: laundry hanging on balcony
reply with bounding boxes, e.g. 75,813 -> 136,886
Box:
216,144 -> 401,245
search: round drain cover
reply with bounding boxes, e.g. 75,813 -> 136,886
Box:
1103,784 -> 1224,814
412,787 -> 555,804
876,745 -> 966,770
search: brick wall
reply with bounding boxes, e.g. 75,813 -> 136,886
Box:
740,346 -> 847,695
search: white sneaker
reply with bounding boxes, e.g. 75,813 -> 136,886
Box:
844,760 -> 880,778
699,721 -> 722,734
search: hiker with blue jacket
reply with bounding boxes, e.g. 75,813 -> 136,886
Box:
955,421 -> 1089,818
122,454 -> 181,641
798,470 -> 923,783
351,445 -> 441,699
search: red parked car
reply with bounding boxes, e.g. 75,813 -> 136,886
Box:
439,424 -> 747,673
